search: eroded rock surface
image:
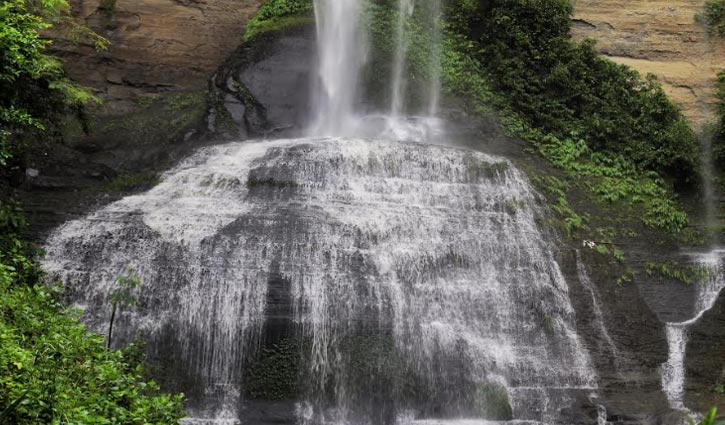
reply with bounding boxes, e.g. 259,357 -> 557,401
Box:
54,0 -> 262,114
572,0 -> 725,126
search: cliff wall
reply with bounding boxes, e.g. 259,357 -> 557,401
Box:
55,0 -> 262,114
572,0 -> 725,127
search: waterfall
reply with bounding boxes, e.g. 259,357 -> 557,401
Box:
389,0 -> 443,118
390,0 -> 415,117
660,249 -> 725,411
311,0 -> 442,140
40,0 -> 603,423
575,251 -> 618,361
310,0 -> 367,136
700,131 -> 718,242
43,138 -> 599,423
425,0 -> 443,117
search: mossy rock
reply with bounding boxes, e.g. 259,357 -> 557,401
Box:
475,381 -> 513,420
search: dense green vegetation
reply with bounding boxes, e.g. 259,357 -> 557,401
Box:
691,407 -> 725,425
0,0 -> 103,167
0,204 -> 185,423
0,1 -> 186,422
696,0 -> 725,36
339,0 -> 701,238
243,0 -> 313,41
440,0 -> 700,237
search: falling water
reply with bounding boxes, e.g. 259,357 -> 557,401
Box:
575,251 -> 618,360
43,138 -> 599,423
700,130 -> 718,243
425,0 -> 443,117
390,0 -> 416,117
310,0 -> 367,136
660,249 -> 725,411
389,0 -> 443,118
42,0 -> 601,423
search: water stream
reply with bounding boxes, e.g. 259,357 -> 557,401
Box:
40,0 -> 610,423
310,0 -> 367,136
660,249 -> 725,411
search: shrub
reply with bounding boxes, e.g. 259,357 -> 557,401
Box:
243,0 -> 313,41
696,0 -> 725,36
439,0 -> 698,235
0,203 -> 186,424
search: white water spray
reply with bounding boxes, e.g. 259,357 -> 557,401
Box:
660,249 -> 725,411
310,0 -> 367,136
390,0 -> 416,117
425,0 -> 443,117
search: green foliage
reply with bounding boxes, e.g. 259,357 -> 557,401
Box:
696,0 -> 725,36
645,261 -> 710,285
441,0 -> 697,236
86,91 -> 207,151
0,0 -> 103,167
363,0 -> 445,110
111,269 -> 141,310
542,315 -> 554,334
475,381 -> 513,420
531,175 -> 589,237
102,172 -> 162,193
244,339 -> 300,400
713,384 -> 725,394
243,0 -> 313,41
0,204 -> 185,424
689,407 -> 725,425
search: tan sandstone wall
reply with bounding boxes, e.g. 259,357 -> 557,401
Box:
55,0 -> 262,114
572,0 -> 725,127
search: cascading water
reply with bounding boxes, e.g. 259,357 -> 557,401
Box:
425,0 -> 443,117
390,0 -> 416,118
575,251 -> 618,362
41,0 -> 604,423
660,249 -> 725,412
43,139 -> 598,424
310,0 -> 367,136
389,0 -> 442,119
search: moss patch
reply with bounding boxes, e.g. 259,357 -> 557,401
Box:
244,338 -> 301,400
475,381 -> 513,420
100,171 -> 162,193
243,0 -> 314,41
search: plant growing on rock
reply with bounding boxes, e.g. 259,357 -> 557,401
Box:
696,0 -> 725,36
0,204 -> 185,423
243,0 -> 313,41
0,0 -> 105,168
689,407 -> 725,425
107,268 -> 142,349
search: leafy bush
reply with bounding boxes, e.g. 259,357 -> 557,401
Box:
243,0 -> 313,41
0,203 -> 186,424
446,0 -> 699,181
696,0 -> 725,36
690,407 -> 725,425
439,0 -> 698,235
0,0 -> 103,167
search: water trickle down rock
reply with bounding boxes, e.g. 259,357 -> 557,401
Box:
660,249 -> 725,412
43,137 -> 600,423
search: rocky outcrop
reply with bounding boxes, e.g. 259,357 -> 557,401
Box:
687,287 -> 725,412
209,23 -> 316,139
572,0 -> 725,127
54,0 -> 263,115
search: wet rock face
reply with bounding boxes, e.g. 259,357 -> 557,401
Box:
54,0 -> 263,115
571,0 -> 725,127
687,287 -> 725,411
209,25 -> 316,139
558,249 -> 673,423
